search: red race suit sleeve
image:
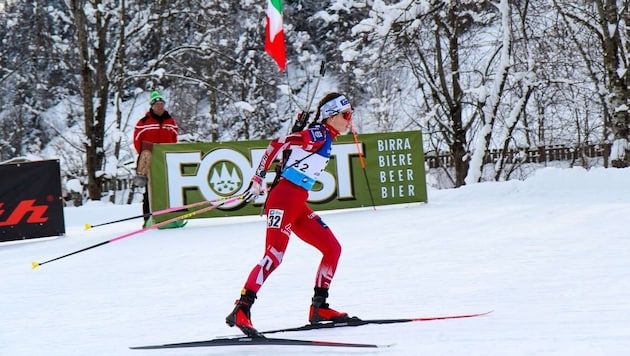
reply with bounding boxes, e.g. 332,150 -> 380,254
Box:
253,128 -> 326,177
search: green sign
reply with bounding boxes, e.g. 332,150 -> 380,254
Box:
149,130 -> 427,220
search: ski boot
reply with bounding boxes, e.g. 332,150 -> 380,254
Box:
309,287 -> 350,324
225,289 -> 260,336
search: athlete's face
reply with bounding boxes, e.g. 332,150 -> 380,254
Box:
329,110 -> 353,133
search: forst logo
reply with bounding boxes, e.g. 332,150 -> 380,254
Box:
164,148 -> 257,208
162,144 -> 362,208
0,199 -> 50,226
207,161 -> 243,196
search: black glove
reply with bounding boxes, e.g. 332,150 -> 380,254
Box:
291,111 -> 310,133
133,174 -> 147,187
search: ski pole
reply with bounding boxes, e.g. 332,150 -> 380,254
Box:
84,197 -> 231,230
85,212 -> 159,230
350,120 -> 376,210
32,194 -> 245,269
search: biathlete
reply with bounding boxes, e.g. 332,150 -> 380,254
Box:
226,92 -> 355,336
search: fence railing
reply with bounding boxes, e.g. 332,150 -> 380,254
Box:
425,143 -> 611,169
101,177 -> 134,192
98,143 -> 612,193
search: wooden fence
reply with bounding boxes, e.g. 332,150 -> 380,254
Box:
99,143 -> 612,192
101,177 -> 134,192
425,143 -> 611,169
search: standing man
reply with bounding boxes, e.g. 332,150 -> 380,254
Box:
133,91 -> 185,228
226,92 -> 355,336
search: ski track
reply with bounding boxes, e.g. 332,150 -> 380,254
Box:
2,167 -> 630,355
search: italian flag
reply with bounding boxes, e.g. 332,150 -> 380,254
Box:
265,0 -> 286,71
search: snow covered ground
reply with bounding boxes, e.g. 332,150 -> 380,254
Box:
2,166 -> 630,355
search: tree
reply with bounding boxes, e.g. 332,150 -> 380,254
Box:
61,0 -> 111,200
145,0 -> 287,142
553,0 -> 630,167
341,0 -> 507,187
1,0 -> 628,195
0,1 -> 71,161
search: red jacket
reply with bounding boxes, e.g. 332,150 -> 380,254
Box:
133,109 -> 178,154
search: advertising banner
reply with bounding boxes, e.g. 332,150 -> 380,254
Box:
149,131 -> 426,220
0,160 -> 66,242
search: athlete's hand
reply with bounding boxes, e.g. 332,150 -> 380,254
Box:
243,175 -> 266,202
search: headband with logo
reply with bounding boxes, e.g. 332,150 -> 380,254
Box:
320,95 -> 351,119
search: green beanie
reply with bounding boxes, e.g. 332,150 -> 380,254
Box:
149,91 -> 165,105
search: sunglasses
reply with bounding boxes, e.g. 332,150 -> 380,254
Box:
340,110 -> 353,121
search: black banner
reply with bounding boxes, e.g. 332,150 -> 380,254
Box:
0,160 -> 66,242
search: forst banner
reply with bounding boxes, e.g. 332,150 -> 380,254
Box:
0,160 -> 66,242
149,130 -> 427,220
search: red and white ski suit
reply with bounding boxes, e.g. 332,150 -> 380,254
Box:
243,123 -> 342,293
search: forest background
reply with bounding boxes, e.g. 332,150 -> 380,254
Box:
0,0 -> 628,201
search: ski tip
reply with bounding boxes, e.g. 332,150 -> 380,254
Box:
466,310 -> 494,318
31,261 -> 40,269
84,223 -> 91,230
365,342 -> 395,348
467,310 -> 494,317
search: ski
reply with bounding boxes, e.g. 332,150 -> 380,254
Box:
130,335 -> 391,349
256,310 -> 493,335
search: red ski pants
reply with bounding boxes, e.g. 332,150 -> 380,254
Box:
243,179 -> 342,293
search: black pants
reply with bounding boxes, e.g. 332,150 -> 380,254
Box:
143,188 -> 150,222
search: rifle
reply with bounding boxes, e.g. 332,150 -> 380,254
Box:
289,61 -> 326,133
266,61 -> 327,200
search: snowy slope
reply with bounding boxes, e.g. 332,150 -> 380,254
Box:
2,167 -> 630,355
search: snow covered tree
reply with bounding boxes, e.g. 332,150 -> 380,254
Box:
2,0 -> 629,196
553,0 -> 630,167
341,0 -> 508,187
0,0 -> 72,161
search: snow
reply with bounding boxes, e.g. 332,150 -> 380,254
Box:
2,166 -> 630,355
66,178 -> 83,193
234,101 -> 256,113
